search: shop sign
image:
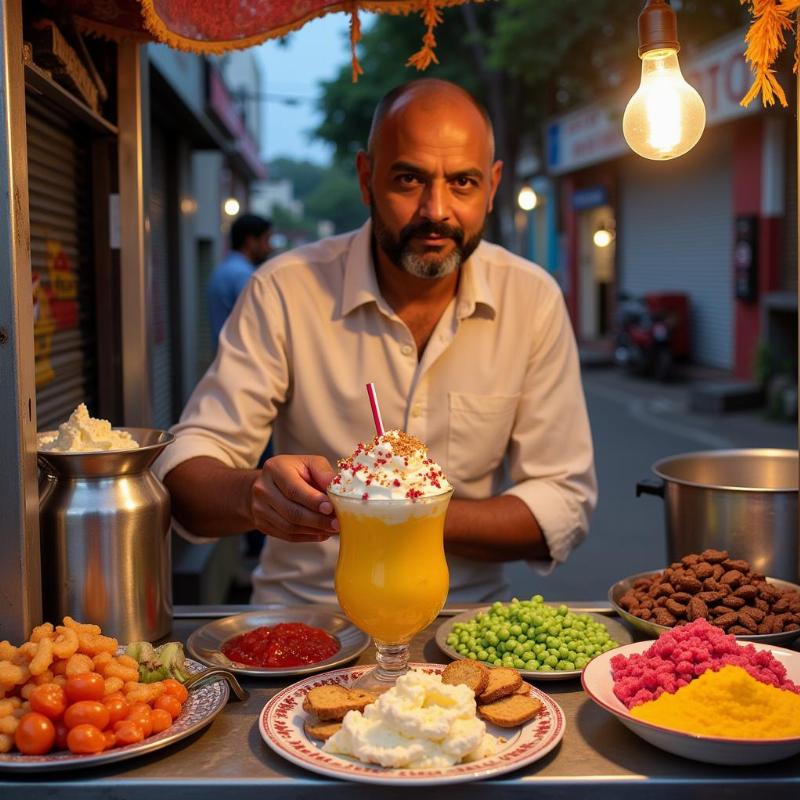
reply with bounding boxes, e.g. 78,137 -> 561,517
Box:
546,29 -> 758,176
572,186 -> 609,210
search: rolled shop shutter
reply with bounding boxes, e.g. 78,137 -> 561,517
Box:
27,94 -> 96,432
617,128 -> 734,369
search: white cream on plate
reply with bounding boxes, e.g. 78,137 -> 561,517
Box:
322,670 -> 498,769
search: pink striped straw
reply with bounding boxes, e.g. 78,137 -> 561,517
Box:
366,382 -> 385,436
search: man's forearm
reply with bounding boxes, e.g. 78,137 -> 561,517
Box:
444,495 -> 550,562
164,456 -> 260,538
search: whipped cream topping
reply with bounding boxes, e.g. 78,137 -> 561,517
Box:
328,429 -> 451,500
38,403 -> 139,452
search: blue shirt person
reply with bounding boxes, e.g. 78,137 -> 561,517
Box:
208,214 -> 272,344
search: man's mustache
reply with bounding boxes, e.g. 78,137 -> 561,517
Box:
400,221 -> 464,245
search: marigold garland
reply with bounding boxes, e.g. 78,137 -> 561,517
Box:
741,0 -> 800,106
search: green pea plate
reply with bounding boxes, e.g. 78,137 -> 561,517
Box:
435,606 -> 633,681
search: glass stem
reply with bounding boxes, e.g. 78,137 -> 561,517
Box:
373,641 -> 410,683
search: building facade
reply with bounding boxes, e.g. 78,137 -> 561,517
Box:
545,30 -> 796,380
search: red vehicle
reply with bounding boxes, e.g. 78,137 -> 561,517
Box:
613,292 -> 691,381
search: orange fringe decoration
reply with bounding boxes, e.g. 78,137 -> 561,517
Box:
349,5 -> 365,83
741,0 -> 800,106
136,0 -> 477,81
407,0 -> 443,70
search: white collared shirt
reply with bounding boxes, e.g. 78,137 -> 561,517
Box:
155,222 -> 597,604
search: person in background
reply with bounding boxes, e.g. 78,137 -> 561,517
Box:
158,79 -> 596,605
208,213 -> 272,344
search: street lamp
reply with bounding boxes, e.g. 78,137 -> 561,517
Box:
593,223 -> 615,248
223,197 -> 240,217
623,0 -> 706,160
517,184 -> 538,212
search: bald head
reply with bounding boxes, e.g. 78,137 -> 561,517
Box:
367,79 -> 494,160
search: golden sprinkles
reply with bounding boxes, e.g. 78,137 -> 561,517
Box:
332,429 -> 449,500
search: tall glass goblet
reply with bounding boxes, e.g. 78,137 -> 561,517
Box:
328,488 -> 452,691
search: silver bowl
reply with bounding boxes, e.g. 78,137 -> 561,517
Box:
608,570 -> 800,645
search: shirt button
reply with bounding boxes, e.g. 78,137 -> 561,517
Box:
411,405 -> 423,418
401,344 -> 414,356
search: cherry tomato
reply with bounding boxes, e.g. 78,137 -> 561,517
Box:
154,694 -> 182,721
14,712 -> 56,755
149,708 -> 172,734
29,683 -> 67,720
66,723 -> 106,755
113,720 -> 145,746
54,720 -> 69,751
64,700 -> 110,731
65,672 -> 105,703
161,679 -> 188,704
103,729 -> 116,750
125,704 -> 153,737
103,695 -> 130,726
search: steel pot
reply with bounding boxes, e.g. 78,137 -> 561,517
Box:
637,448 -> 798,581
38,429 -> 174,642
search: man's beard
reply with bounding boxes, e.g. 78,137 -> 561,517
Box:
371,200 -> 484,279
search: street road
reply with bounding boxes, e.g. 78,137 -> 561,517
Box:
505,368 -> 798,602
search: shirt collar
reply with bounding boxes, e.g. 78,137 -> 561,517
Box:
338,220 -> 497,320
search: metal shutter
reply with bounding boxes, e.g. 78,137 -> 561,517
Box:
617,128 -> 734,369
27,94 -> 95,431
149,125 -> 174,429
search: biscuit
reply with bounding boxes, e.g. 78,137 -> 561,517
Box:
303,718 -> 342,742
441,660 -> 490,696
301,685 -> 376,721
477,667 -> 523,704
478,694 -> 543,727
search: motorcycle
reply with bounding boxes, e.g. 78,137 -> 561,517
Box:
613,293 -> 689,382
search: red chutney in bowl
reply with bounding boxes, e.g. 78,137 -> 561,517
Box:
221,622 -> 339,668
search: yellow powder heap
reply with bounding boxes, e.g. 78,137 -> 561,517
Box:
630,665 -> 800,739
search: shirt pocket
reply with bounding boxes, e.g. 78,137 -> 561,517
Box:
447,392 -> 520,482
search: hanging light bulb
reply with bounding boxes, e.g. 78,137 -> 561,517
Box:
593,224 -> 614,248
517,184 -> 538,211
623,0 -> 705,160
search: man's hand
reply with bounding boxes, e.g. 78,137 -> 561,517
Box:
252,455 -> 339,543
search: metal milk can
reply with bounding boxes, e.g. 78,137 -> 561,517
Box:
37,429 -> 175,643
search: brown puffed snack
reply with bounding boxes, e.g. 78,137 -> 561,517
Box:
304,718 -> 343,741
478,694 -> 543,727
302,685 -> 377,721
441,660 -> 490,697
616,551 -> 800,635
477,667 -> 522,704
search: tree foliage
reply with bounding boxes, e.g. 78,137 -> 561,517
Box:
311,1 -> 749,246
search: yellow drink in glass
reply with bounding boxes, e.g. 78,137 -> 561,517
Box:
328,488 -> 452,686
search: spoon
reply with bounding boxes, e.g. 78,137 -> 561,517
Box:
184,668 -> 249,701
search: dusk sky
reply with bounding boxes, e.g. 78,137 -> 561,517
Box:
255,13 -> 359,165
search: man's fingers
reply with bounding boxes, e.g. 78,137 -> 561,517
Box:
269,458 -> 329,509
306,456 -> 337,492
253,503 -> 333,543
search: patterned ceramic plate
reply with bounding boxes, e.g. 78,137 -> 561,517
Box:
186,607 -> 370,677
260,662 -> 565,785
0,658 -> 228,772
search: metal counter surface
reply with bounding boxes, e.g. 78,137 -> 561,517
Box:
2,604 -> 800,800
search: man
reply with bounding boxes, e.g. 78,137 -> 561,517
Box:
156,79 -> 596,605
207,213 -> 272,343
